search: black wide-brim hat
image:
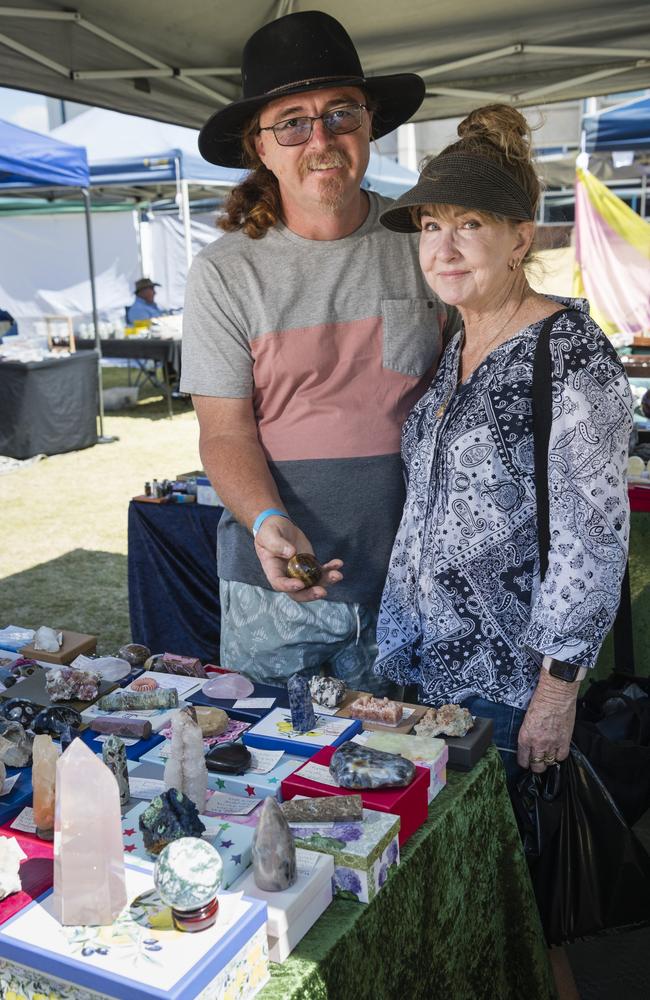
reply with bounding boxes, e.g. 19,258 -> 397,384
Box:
199,10 -> 425,168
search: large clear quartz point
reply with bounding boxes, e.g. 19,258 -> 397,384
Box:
52,739 -> 127,925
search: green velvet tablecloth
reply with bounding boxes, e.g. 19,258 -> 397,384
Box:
260,747 -> 557,1000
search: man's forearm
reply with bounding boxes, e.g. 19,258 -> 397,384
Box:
199,432 -> 285,532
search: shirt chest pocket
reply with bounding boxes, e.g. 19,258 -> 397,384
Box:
381,298 -> 443,377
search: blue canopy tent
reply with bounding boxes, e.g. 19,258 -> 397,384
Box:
583,95 -> 650,153
0,118 -> 109,439
52,108 -> 418,271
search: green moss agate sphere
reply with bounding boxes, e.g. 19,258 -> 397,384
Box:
154,837 -> 223,910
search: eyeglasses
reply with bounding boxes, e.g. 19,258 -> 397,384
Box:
258,103 -> 367,147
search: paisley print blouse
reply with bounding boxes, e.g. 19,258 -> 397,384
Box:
374,299 -> 633,710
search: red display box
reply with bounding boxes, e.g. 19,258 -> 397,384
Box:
0,824 -> 53,926
280,745 -> 430,846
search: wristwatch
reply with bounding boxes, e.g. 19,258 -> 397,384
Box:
542,655 -> 587,683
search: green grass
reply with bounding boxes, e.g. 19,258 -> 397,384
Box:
0,367 -> 200,654
0,364 -> 648,677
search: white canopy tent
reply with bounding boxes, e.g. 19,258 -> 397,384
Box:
0,2 -> 648,131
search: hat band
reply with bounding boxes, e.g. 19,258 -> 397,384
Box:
264,74 -> 363,97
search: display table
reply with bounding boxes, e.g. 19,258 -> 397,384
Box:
75,336 -> 181,418
0,350 -> 98,459
261,746 -> 555,1000
127,500 -> 222,661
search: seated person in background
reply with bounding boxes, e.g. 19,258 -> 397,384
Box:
127,278 -> 163,324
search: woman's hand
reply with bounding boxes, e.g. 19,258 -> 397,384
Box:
253,516 -> 343,603
517,669 -> 581,773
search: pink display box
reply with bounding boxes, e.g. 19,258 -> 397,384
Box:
280,746 -> 429,846
0,825 -> 53,926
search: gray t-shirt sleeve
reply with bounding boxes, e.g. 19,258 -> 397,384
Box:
180,250 -> 253,398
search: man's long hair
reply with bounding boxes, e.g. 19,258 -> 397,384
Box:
219,111 -> 281,240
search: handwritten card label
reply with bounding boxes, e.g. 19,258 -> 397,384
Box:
10,807 -> 36,833
247,749 -> 284,774
0,773 -> 19,797
94,734 -> 139,747
295,848 -> 319,878
205,791 -> 261,815
297,762 -> 340,787
233,698 -> 275,710
129,777 -> 166,800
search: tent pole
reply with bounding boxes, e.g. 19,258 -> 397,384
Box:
82,187 -> 116,445
181,179 -> 193,275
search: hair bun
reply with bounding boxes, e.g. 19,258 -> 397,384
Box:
457,104 -> 532,164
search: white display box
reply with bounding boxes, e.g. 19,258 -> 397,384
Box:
0,863 -> 269,1000
230,849 -> 333,964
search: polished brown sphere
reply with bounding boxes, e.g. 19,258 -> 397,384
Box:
287,553 -> 322,587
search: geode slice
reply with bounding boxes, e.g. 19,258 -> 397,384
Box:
309,675 -> 346,709
0,720 -> 33,767
32,705 -> 82,737
139,788 -> 206,855
329,742 -> 416,789
0,698 -> 41,728
414,705 -> 474,738
45,667 -> 100,702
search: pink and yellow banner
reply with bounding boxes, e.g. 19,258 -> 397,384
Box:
573,167 -> 650,336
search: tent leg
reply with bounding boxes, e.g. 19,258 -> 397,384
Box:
83,188 -> 117,445
181,179 -> 193,275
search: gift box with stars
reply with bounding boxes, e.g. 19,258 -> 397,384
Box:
120,801 -> 254,890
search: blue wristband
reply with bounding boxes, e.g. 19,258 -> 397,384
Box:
252,508 -> 290,538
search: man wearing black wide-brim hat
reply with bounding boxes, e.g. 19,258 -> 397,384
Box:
181,11 -> 458,687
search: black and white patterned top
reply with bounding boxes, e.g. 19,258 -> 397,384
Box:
374,299 -> 633,710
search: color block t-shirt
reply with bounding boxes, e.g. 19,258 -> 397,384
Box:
181,193 -> 457,607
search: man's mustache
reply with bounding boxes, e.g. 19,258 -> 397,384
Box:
299,149 -> 350,178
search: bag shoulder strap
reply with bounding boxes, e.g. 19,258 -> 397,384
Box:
531,307 -> 634,673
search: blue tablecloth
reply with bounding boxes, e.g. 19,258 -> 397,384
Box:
127,501 -> 222,662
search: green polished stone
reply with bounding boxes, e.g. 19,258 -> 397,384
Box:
154,837 -> 223,910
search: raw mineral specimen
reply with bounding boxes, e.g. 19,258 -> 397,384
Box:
89,717 -> 153,740
0,836 -> 26,899
32,705 -> 82,737
348,695 -> 403,725
0,698 -> 40,728
32,734 -> 58,839
130,675 -> 159,692
155,653 -> 206,678
281,795 -> 363,823
144,654 -> 164,672
52,739 -> 127,925
45,667 -> 100,702
0,759 -> 5,788
33,626 -> 62,652
98,688 -> 178,711
194,706 -> 229,737
287,674 -> 316,733
414,705 -> 474,738
118,643 -> 150,667
0,720 -> 33,767
309,675 -> 346,709
164,709 -> 208,811
102,736 -> 131,808
252,797 -> 297,891
286,553 -> 322,587
329,742 -> 416,789
139,789 -> 206,855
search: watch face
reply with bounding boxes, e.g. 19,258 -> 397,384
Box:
548,660 -> 579,682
